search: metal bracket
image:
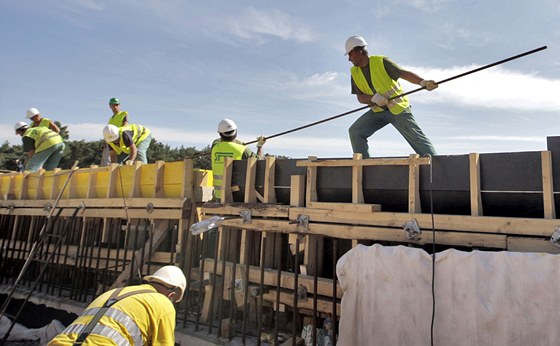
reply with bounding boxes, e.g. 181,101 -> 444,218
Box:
145,202 -> 154,214
240,209 -> 252,224
7,204 -> 14,214
403,219 -> 422,240
43,203 -> 52,212
297,284 -> 308,302
550,226 -> 560,248
296,214 -> 309,232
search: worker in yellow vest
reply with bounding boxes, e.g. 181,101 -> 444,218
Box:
211,119 -> 265,202
48,265 -> 186,346
101,97 -> 130,166
14,121 -> 65,172
102,123 -> 152,164
345,35 -> 437,158
26,107 -> 61,133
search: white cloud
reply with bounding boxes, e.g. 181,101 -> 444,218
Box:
226,7 -> 316,43
401,65 -> 560,111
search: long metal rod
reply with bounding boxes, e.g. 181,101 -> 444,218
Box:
243,45 -> 547,145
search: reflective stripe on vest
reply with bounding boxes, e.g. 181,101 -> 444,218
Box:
109,111 -> 128,127
211,140 -> 246,199
63,323 -> 131,346
350,55 -> 409,115
23,127 -> 63,153
108,124 -> 151,155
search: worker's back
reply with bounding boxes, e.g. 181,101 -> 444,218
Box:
48,284 -> 176,346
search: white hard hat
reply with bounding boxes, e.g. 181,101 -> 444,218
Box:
26,107 -> 40,119
144,265 -> 187,302
217,118 -> 237,135
103,124 -> 120,142
345,35 -> 367,55
14,121 -> 29,133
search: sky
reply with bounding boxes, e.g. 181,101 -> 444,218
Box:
1,0 -> 559,160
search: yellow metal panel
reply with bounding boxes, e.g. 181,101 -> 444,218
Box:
140,164 -> 156,198
26,171 -> 42,199
74,171 -> 90,198
41,171 -> 57,198
163,161 -> 184,198
115,165 -> 133,198
96,170 -> 110,197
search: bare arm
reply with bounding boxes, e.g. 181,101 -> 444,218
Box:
128,143 -> 138,162
49,122 -> 61,134
399,69 -> 424,85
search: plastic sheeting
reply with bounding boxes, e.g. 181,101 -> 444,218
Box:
336,244 -> 560,346
0,316 -> 65,345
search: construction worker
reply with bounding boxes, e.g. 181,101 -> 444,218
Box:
211,118 -> 265,202
14,121 -> 65,172
345,35 -> 437,158
101,97 -> 129,166
48,265 -> 187,346
26,107 -> 61,133
102,123 -> 152,164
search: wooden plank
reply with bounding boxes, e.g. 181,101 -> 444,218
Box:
153,161 -> 165,198
288,208 -> 558,237
352,153 -> 364,204
306,158 -> 318,206
541,151 -> 556,219
296,156 -> 431,167
507,236 -> 560,254
290,175 -> 305,208
129,161 -> 143,198
262,291 -> 340,315
307,201 -> 381,213
0,208 -> 183,219
217,218 -> 507,249
469,153 -> 483,216
201,204 -> 289,218
408,154 -> 421,213
0,198 -> 187,209
86,165 -> 99,198
203,258 -> 342,299
244,157 -> 257,203
222,157 -> 234,204
263,156 -> 276,203
106,164 -> 118,198
181,159 -> 194,200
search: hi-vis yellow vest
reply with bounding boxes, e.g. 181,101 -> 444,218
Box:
211,140 -> 246,199
107,124 -> 150,155
350,55 -> 409,115
108,111 -> 128,127
31,118 -> 52,128
23,127 -> 63,153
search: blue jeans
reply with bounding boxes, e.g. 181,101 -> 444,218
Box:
25,142 -> 65,172
348,107 -> 436,158
116,133 -> 153,164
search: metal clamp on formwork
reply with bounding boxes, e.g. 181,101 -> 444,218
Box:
43,202 -> 52,212
550,226 -> 560,248
403,219 -> 422,240
145,202 -> 154,214
240,209 -> 252,224
295,214 -> 309,232
7,203 -> 14,215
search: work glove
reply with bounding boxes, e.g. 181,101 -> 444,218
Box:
371,93 -> 389,107
256,135 -> 266,148
420,79 -> 438,91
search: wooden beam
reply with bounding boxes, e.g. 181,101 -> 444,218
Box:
244,157 -> 257,203
541,151 -> 556,219
408,154 -> 421,213
263,156 -> 276,203
307,201 -> 380,213
352,153 -> 364,204
469,153 -> 483,216
296,156 -> 431,167
222,157 -> 234,204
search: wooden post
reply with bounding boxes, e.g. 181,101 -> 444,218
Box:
352,153 -> 364,204
305,156 -> 318,206
86,165 -> 99,198
469,153 -> 483,216
408,154 -> 421,213
541,151 -> 556,219
106,164 -> 119,198
244,157 -> 257,203
263,156 -> 277,203
221,157 -> 234,204
153,161 -> 165,198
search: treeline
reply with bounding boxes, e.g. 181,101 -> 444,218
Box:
0,139 -> 212,172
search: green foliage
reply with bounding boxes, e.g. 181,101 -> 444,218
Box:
54,121 -> 69,140
0,139 -> 213,171
0,141 -> 24,172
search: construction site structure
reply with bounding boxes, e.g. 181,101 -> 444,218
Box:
0,136 -> 559,345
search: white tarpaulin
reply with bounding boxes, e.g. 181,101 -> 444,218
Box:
336,244 -> 560,346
